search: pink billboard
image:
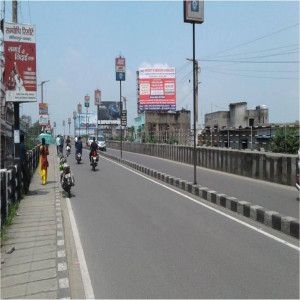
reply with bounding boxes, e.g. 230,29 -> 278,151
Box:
139,68 -> 176,111
4,22 -> 37,102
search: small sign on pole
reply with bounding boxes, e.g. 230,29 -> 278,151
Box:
116,57 -> 126,81
95,90 -> 101,106
184,0 -> 204,24
121,110 -> 127,127
68,117 -> 71,124
78,103 -> 82,114
63,120 -> 65,126
84,95 -> 90,108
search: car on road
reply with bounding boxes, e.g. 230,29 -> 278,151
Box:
87,135 -> 95,147
97,135 -> 106,151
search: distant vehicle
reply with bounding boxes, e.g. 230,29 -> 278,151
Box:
296,149 -> 300,191
87,135 -> 95,147
97,135 -> 106,151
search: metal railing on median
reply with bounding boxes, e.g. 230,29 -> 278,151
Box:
1,145 -> 40,228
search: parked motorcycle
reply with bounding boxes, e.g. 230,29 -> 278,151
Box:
76,152 -> 82,164
59,157 -> 75,197
91,151 -> 99,171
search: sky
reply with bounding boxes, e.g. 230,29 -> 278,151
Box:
3,0 -> 299,135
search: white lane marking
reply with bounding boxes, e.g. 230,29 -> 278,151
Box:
66,197 -> 95,299
102,155 -> 300,252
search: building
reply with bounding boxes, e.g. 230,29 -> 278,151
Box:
134,109 -> 191,145
205,102 -> 269,130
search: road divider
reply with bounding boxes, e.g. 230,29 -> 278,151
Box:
100,150 -> 299,240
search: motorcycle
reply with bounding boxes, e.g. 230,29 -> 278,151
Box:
76,152 -> 82,164
91,150 -> 99,171
59,157 -> 75,197
66,144 -> 71,157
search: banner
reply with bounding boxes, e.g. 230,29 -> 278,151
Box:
39,114 -> 48,126
139,67 -> 176,111
95,89 -> 101,106
39,103 -> 48,115
4,22 -> 37,102
97,101 -> 122,121
75,113 -> 97,134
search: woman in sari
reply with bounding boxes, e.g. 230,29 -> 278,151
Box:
39,138 -> 49,184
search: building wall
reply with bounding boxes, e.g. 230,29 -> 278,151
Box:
229,102 -> 247,127
205,111 -> 229,129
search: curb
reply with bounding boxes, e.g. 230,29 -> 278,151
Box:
100,151 -> 299,239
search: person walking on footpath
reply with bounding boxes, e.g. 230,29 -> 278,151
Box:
39,138 -> 49,184
56,135 -> 61,155
60,135 -> 64,155
20,134 -> 30,194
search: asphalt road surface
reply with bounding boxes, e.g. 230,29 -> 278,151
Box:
65,149 -> 299,299
107,148 -> 300,220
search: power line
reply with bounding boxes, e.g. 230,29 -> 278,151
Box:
198,59 -> 299,64
200,23 -> 299,60
210,44 -> 299,59
205,68 -> 299,80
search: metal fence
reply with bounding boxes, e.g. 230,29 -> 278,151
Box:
1,145 -> 40,228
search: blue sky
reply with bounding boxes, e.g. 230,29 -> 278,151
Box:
6,0 -> 299,134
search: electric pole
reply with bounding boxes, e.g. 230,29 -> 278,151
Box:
12,0 -> 20,159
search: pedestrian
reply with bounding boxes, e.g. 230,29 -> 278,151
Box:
20,134 -> 30,194
60,135 -> 64,154
39,138 -> 49,185
56,135 -> 61,155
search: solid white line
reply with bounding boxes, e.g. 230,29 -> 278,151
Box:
66,197 -> 95,299
102,155 -> 300,252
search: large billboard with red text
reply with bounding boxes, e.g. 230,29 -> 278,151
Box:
4,22 -> 37,102
139,67 -> 176,112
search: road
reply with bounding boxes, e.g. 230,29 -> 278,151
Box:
66,148 -> 299,299
106,148 -> 299,220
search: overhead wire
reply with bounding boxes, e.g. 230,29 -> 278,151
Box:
199,23 -> 299,60
205,68 -> 299,80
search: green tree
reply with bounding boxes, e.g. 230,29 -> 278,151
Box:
270,126 -> 299,154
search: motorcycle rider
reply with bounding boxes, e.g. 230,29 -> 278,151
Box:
75,136 -> 83,159
89,137 -> 98,165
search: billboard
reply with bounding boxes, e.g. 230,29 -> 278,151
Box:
98,101 -> 122,122
4,22 -> 37,102
75,113 -> 97,133
139,67 -> 176,111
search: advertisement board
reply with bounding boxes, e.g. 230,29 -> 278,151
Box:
95,90 -> 101,106
78,103 -> 82,114
97,101 -> 122,121
75,113 -> 97,134
4,22 -> 37,102
39,114 -> 48,126
39,103 -> 48,115
139,67 -> 176,111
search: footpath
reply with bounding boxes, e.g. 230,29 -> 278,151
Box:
1,145 -> 71,299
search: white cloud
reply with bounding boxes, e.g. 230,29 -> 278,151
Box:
138,61 -> 170,69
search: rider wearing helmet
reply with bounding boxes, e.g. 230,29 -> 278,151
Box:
89,137 -> 98,165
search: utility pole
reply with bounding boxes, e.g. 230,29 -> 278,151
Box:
38,80 -> 50,103
12,0 -> 20,159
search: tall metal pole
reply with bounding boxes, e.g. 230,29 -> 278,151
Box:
192,23 -> 197,185
120,80 -> 122,159
86,108 -> 88,137
12,0 -> 20,160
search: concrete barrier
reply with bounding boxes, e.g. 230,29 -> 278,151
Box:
107,141 -> 297,186
101,150 -> 299,239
